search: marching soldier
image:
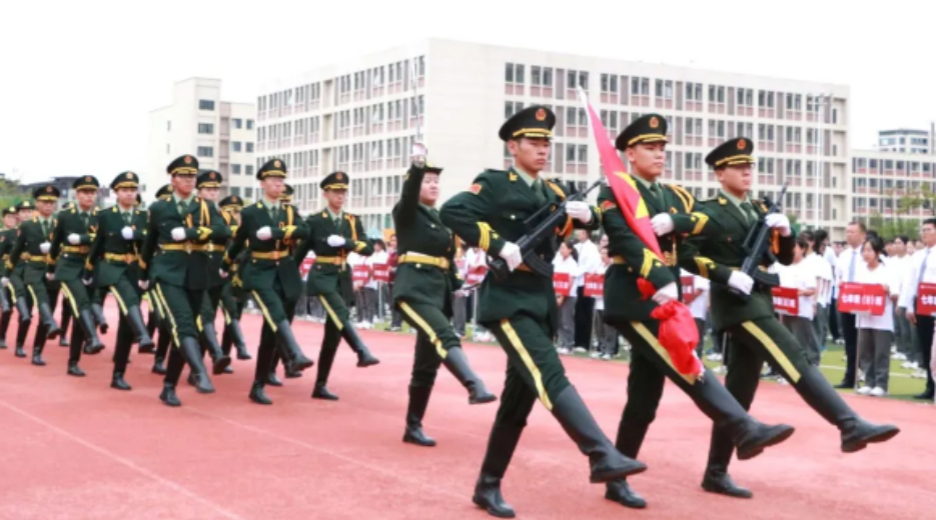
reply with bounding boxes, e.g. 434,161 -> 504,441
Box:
269,182 -> 303,380
6,200 -> 36,358
149,184 -> 174,375
7,185 -> 65,366
139,154 -> 231,406
221,158 -> 315,405
293,170 -> 379,402
681,137 -> 900,497
440,105 -> 646,518
217,194 -> 251,364
48,176 -> 107,377
0,206 -> 19,349
597,116 -> 794,508
56,200 -> 76,348
393,149 -> 496,447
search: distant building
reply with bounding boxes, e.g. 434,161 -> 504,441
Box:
877,128 -> 934,154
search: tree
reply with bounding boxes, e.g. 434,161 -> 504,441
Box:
0,178 -> 24,210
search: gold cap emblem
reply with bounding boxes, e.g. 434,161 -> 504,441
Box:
738,139 -> 747,150
84,176 -> 92,182
128,172 -> 134,179
336,172 -> 344,180
535,108 -> 546,121
649,116 -> 659,129
184,156 -> 192,164
46,186 -> 52,193
274,160 -> 281,168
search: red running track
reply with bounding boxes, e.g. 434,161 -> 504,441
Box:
0,301 -> 934,520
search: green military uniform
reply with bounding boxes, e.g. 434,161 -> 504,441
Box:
7,185 -> 65,365
6,201 -> 36,357
291,170 -> 379,401
439,105 -> 645,519
221,158 -> 315,405
149,184 -> 174,375
48,176 -> 107,377
598,117 -> 794,508
216,195 -> 251,363
393,161 -> 496,447
0,206 -> 19,349
140,154 -> 231,406
55,200 -> 75,348
269,183 -> 304,380
681,137 -> 899,496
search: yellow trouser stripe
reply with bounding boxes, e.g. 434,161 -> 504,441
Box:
741,321 -> 801,383
27,286 -> 38,307
196,314 -> 203,332
8,285 -> 16,301
399,302 -> 447,359
59,283 -> 80,317
155,283 -> 180,348
221,305 -> 232,325
499,319 -> 553,411
632,322 -> 697,385
109,286 -> 128,316
319,296 -> 344,331
251,291 -> 278,333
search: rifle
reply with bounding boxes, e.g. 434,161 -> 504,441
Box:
488,178 -> 603,282
731,183 -> 788,301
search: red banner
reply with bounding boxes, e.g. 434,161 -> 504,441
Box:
917,283 -> 936,316
583,273 -> 604,297
771,286 -> 800,315
840,283 -> 888,316
352,265 -> 370,286
466,266 -> 487,285
680,275 -> 696,304
553,272 -> 572,296
372,263 -> 390,283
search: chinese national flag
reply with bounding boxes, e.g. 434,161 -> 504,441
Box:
577,87 -> 702,377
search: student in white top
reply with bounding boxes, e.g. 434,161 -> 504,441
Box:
553,239 -> 581,353
775,237 -> 821,365
362,239 -> 389,328
888,236 -> 915,364
898,218 -> 936,400
808,230 -> 834,354
854,236 -> 898,397
681,268 -> 710,358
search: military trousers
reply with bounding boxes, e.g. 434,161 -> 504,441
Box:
219,282 -> 243,323
253,278 -> 298,382
314,289 -> 355,384
610,319 -> 752,460
58,278 -> 92,316
106,275 -> 142,316
150,281 -> 204,347
198,284 -> 224,332
397,300 -> 460,388
26,272 -> 56,307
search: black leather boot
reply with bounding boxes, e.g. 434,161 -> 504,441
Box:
249,381 -> 272,405
340,324 -> 379,367
311,381 -> 338,400
443,347 -> 496,404
403,385 -> 436,447
31,327 -> 46,365
605,480 -> 647,509
275,320 -> 314,372
152,355 -> 167,375
267,371 -> 283,387
180,336 -> 214,394
472,423 -> 524,518
91,302 -> 108,334
126,305 -> 155,352
15,296 -> 31,323
78,309 -> 104,354
229,319 -> 251,360
111,371 -> 132,391
0,309 -> 11,348
201,321 -> 231,374
59,307 -> 71,346
550,386 -> 647,483
67,359 -> 85,377
702,467 -> 753,498
159,382 -> 181,407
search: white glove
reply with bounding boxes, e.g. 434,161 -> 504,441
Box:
498,242 -> 522,272
171,227 -> 187,241
327,235 -> 346,247
67,233 -> 81,245
728,271 -> 754,296
256,226 -> 272,241
1,278 -> 8,287
82,277 -> 92,286
45,273 -> 54,281
650,213 -> 675,236
121,227 -> 135,240
219,268 -> 228,279
139,280 -> 149,291
765,213 -> 792,237
651,281 -> 679,305
39,242 -> 51,254
566,201 -> 592,224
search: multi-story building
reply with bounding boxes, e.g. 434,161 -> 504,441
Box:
256,39 -> 851,238
19,176 -> 111,208
877,128 -> 934,154
851,149 -> 936,222
147,78 -> 256,201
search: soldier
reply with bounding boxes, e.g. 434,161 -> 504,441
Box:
0,206 -> 19,349
149,184 -> 174,375
139,154 -> 231,406
56,200 -> 76,348
221,158 -> 315,405
440,105 -> 646,518
293,170 -> 380,402
269,182 -> 304,381
6,201 -> 36,358
7,185 -> 66,366
597,116 -> 794,509
48,176 -> 107,377
392,149 -> 496,447
681,137 -> 900,497
217,194 -> 251,364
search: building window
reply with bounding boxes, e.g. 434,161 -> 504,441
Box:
245,165 -> 254,177
232,142 -> 242,152
199,99 -> 215,111
233,118 -> 243,129
246,143 -> 254,153
231,187 -> 241,197
198,123 -> 214,134
232,164 -> 242,174
504,63 -> 525,84
197,146 -> 214,157
247,120 -> 254,130
167,121 -> 171,131
245,187 -> 253,199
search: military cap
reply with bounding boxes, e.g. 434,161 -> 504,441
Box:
73,175 -> 100,191
615,114 -> 668,151
498,105 -> 556,142
219,195 -> 244,210
197,169 -> 223,189
110,171 -> 140,190
320,171 -> 349,191
257,158 -> 287,180
280,183 -> 294,202
33,184 -> 61,202
155,184 -> 173,198
3,206 -> 17,216
17,200 -> 35,211
705,137 -> 755,169
166,154 -> 199,176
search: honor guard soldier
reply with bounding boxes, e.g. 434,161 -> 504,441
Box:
216,194 -> 251,363
139,155 -> 231,406
293,170 -> 380,401
7,185 -> 66,365
221,158 -> 315,405
597,116 -> 794,509
5,201 -> 36,357
281,183 -> 294,204
48,176 -> 107,377
56,201 -> 75,348
440,105 -> 646,518
84,171 -> 156,389
681,137 -> 900,497
149,184 -> 174,374
0,206 -> 19,349
393,147 -> 496,447
268,182 -> 303,379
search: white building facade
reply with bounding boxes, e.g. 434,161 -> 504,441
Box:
877,128 -> 933,154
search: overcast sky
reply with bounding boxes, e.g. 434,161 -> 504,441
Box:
1,0 -> 931,183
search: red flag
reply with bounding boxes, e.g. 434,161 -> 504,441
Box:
577,87 -> 703,377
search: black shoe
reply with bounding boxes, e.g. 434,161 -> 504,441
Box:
180,337 -> 214,394
37,303 -> 62,340
249,382 -> 272,405
229,320 -> 251,360
735,422 -> 796,461
913,391 -> 935,400
701,470 -> 753,499
159,383 -> 181,407
312,382 -> 339,400
31,348 -> 45,367
91,303 -> 108,334
442,347 -> 497,405
152,358 -> 167,375
78,309 -> 104,354
472,474 -> 515,518
403,385 -> 436,446
67,361 -> 85,377
202,322 -> 231,375
340,325 -> 379,367
223,366 -> 234,374
111,372 -> 132,391
0,339 -> 6,349
14,346 -> 26,358
604,480 -> 647,509
285,368 -> 302,379
834,381 -> 854,389
59,337 -> 69,347
267,372 -> 283,387
275,320 -> 315,372
840,419 -> 900,453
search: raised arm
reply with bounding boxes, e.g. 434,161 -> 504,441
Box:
440,175 -> 505,258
